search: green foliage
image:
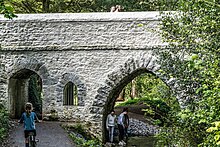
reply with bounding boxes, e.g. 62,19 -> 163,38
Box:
157,0 -> 220,146
118,96 -> 175,126
73,124 -> 89,138
0,0 -> 16,18
9,0 -> 179,13
203,121 -> 220,146
69,133 -> 101,147
123,72 -> 176,106
122,72 -> 179,113
48,109 -> 59,121
118,97 -> 171,113
28,74 -> 42,118
9,0 -> 95,13
94,0 -> 179,12
117,98 -> 139,106
117,71 -> 179,127
0,104 -> 9,143
64,123 -> 102,147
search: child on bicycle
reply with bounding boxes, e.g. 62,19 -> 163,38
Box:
18,102 -> 41,147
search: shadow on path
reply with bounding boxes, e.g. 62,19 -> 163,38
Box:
5,121 -> 75,147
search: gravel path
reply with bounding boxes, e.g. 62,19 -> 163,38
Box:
3,121 -> 75,147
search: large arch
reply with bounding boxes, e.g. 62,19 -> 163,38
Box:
103,69 -> 158,142
7,57 -> 49,118
93,54 -> 174,142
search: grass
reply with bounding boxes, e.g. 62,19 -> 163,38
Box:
117,97 -> 170,113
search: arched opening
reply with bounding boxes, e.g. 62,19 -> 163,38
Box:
103,68 -> 178,145
63,82 -> 78,106
8,69 -> 42,119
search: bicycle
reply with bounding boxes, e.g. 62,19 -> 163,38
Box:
27,131 -> 39,147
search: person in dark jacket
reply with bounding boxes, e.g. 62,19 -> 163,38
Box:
123,108 -> 129,139
117,107 -> 129,146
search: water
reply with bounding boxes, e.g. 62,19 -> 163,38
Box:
127,136 -> 157,147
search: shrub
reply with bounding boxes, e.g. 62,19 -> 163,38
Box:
0,104 -> 9,143
63,123 -> 102,147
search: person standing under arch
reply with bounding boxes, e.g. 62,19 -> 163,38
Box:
117,107 -> 129,146
106,110 -> 117,143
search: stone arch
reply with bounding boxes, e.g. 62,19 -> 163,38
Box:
93,54 -> 173,142
57,73 -> 86,106
7,57 -> 49,118
7,57 -> 49,84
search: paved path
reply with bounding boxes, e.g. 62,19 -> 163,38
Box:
5,121 -> 76,147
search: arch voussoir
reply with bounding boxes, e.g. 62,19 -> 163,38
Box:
8,57 -> 49,82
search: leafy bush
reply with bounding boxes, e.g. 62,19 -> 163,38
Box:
69,133 -> 101,147
201,121 -> 220,146
0,104 -> 9,143
118,97 -> 172,126
117,99 -> 139,106
118,97 -> 171,114
63,123 -> 102,147
156,0 -> 220,146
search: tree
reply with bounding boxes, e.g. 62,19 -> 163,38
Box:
130,79 -> 137,99
9,0 -> 178,13
157,0 -> 220,146
28,74 -> 42,118
0,0 -> 16,18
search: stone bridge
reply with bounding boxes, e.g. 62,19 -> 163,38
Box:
0,12 -> 179,141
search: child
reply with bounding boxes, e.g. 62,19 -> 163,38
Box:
19,102 -> 40,147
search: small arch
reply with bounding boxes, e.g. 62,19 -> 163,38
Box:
7,57 -> 49,119
63,82 -> 78,106
57,73 -> 86,106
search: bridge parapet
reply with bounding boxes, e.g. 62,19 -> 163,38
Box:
0,12 -> 165,51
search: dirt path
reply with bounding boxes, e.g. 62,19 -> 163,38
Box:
3,121 -> 75,147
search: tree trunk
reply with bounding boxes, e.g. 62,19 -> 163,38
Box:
130,79 -> 137,99
42,0 -> 50,12
116,88 -> 125,101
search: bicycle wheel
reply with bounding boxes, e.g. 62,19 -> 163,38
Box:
29,136 -> 36,147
